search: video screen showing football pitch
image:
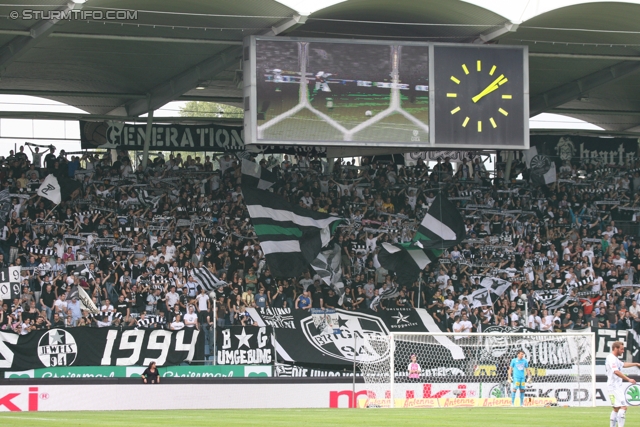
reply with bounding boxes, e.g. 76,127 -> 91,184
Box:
255,39 -> 430,145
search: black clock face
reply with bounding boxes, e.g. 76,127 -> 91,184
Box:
433,45 -> 526,148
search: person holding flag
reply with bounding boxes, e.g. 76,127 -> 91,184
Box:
508,350 -> 531,407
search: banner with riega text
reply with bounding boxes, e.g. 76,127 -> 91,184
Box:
217,326 -> 273,365
0,328 -> 204,371
247,307 -> 456,367
79,120 -> 327,156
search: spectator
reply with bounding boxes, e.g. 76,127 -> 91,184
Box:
141,361 -> 160,384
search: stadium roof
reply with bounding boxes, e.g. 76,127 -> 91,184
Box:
1,0 -> 640,133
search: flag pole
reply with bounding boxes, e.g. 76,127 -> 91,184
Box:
213,296 -> 217,366
43,203 -> 60,222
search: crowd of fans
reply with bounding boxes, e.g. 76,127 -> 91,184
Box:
0,143 -> 639,342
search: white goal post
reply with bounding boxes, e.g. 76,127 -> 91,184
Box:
357,331 -> 596,408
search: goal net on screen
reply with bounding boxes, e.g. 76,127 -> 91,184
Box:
357,331 -> 595,408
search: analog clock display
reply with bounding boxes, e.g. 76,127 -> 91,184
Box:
433,45 -> 527,148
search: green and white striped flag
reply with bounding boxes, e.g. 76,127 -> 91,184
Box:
242,161 -> 343,277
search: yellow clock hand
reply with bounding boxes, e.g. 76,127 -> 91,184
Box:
472,74 -> 506,103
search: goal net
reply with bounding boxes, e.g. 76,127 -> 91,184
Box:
357,331 -> 595,408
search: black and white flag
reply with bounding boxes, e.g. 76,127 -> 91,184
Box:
469,287 -> 493,308
192,267 -> 227,292
68,285 -> 100,315
524,147 -> 556,186
479,276 -> 512,297
0,189 -> 12,228
310,243 -> 344,305
535,290 -> 572,311
37,174 -> 62,204
37,174 -> 82,204
241,159 -> 276,190
370,283 -> 399,311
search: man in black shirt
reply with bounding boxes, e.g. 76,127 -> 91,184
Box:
115,295 -> 133,325
606,270 -> 619,290
131,284 -> 147,315
490,215 -> 503,235
44,147 -> 57,172
155,257 -> 168,276
52,313 -> 65,328
395,289 -> 412,308
271,285 -> 287,308
323,289 -> 340,309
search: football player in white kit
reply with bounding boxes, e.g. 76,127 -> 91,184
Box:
606,341 -> 640,427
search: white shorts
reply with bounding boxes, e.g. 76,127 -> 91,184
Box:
609,386 -> 628,407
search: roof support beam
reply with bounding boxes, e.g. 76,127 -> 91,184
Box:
550,108 -> 640,116
262,14 -> 308,36
531,53 -> 640,61
473,22 -> 518,44
0,2 -> 82,72
0,89 -> 147,99
0,111 -> 242,123
529,61 -> 640,117
123,45 -> 242,116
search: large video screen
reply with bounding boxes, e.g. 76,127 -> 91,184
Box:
244,37 -> 528,150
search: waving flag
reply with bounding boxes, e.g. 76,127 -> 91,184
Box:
0,189 -> 12,228
311,243 -> 344,304
242,160 -> 343,277
378,195 -> 464,286
243,185 -> 343,277
37,174 -> 82,204
192,267 -> 227,292
241,159 -> 277,190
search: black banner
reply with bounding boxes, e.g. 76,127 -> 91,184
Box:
527,135 -> 639,166
274,364 -> 361,378
250,307 -> 595,374
80,120 -> 327,156
594,328 -> 630,360
249,307 -> 449,367
0,328 -> 204,371
217,326 -> 273,365
376,308 -> 427,332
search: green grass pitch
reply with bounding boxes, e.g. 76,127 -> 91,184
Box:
0,407 -> 628,427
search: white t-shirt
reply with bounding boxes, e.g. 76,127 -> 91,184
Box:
101,304 -> 114,313
453,321 -> 462,333
165,245 -> 177,261
443,298 -> 454,310
196,294 -> 209,311
605,353 -> 623,389
171,321 -> 185,330
541,315 -> 554,331
528,314 -> 537,330
54,299 -> 68,312
184,312 -> 198,327
437,274 -> 450,286
166,292 -> 179,308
